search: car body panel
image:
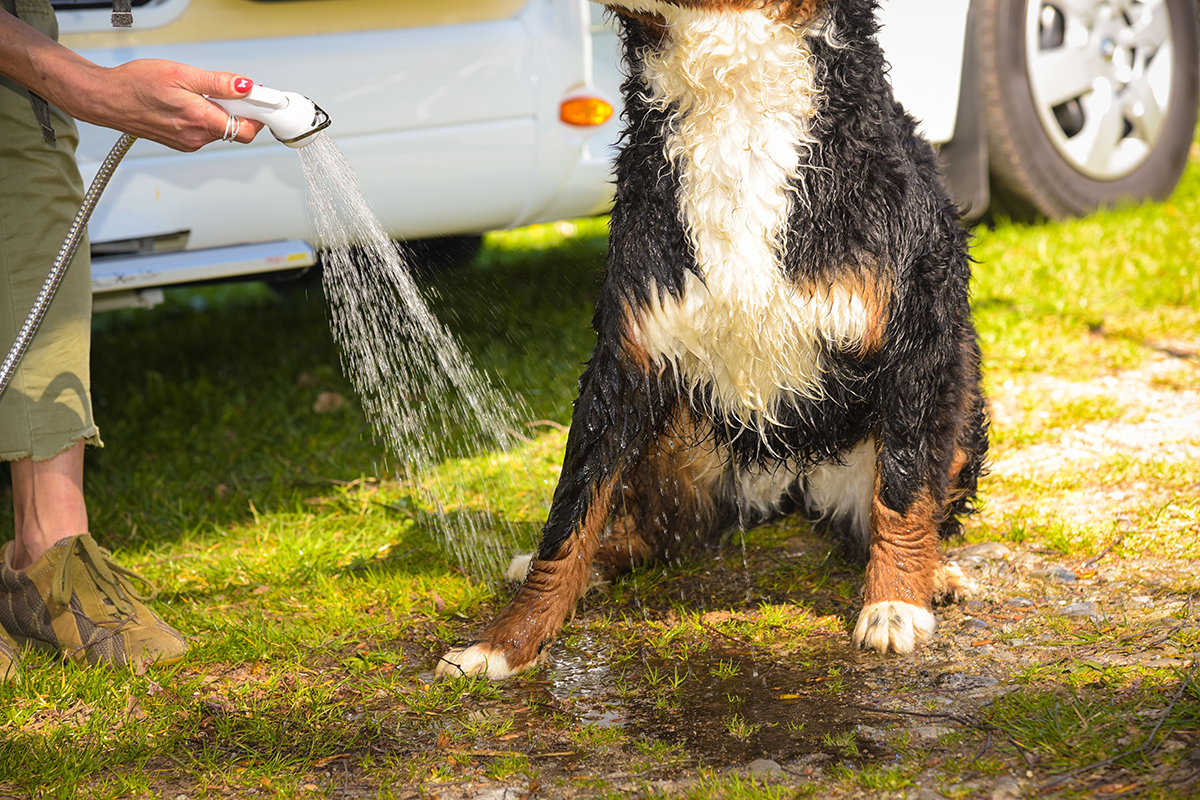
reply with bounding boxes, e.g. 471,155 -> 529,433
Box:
876,0 -> 971,144
57,0 -> 528,42
56,0 -> 968,307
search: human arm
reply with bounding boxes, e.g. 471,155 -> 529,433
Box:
0,10 -> 263,151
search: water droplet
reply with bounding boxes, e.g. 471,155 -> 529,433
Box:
298,134 -> 535,577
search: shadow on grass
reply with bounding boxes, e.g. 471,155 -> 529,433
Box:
0,226 -> 608,558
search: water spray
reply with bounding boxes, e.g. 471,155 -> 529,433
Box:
0,85 -> 329,397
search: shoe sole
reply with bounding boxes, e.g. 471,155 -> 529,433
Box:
11,633 -> 185,668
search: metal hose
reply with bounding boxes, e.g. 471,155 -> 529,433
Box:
0,132 -> 138,397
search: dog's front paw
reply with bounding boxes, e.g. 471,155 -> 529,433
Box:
436,643 -> 519,680
853,601 -> 935,654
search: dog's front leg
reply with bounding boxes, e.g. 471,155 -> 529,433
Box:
437,346 -> 669,679
853,344 -> 979,654
852,471 -> 942,655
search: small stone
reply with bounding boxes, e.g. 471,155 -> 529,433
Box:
990,775 -> 1022,800
937,673 -> 999,692
963,618 -> 989,631
1035,566 -> 1077,584
856,725 -> 884,741
911,725 -> 955,739
1059,601 -> 1100,618
1147,657 -> 1187,668
1006,597 -> 1036,608
1132,595 -> 1153,604
964,599 -> 988,613
956,542 -> 1011,562
747,759 -> 784,777
472,789 -> 526,800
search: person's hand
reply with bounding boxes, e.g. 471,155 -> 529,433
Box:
0,13 -> 265,151
62,60 -> 266,151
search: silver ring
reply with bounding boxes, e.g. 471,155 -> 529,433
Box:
221,114 -> 240,142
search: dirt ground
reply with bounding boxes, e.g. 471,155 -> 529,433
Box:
115,348 -> 1197,800
401,348 -> 1200,800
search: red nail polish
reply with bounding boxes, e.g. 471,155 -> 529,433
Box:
234,78 -> 253,93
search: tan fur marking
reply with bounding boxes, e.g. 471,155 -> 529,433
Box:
592,515 -> 660,583
932,559 -> 974,604
620,303 -> 656,373
616,8 -> 670,36
478,481 -> 617,672
844,270 -> 892,357
863,484 -> 942,610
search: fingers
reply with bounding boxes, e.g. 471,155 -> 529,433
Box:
189,69 -> 265,145
90,60 -> 268,150
233,118 -> 265,144
217,113 -> 266,145
176,64 -> 255,100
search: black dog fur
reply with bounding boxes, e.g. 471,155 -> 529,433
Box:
439,0 -> 988,679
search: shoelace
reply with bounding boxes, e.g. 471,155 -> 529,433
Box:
49,534 -> 159,617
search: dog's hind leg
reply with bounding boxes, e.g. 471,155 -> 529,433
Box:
593,408 -> 730,584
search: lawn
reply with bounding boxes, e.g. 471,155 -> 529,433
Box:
0,139 -> 1197,798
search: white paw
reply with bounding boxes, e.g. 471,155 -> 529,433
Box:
435,644 -> 516,680
933,560 -> 977,603
853,601 -> 935,654
505,554 -> 533,584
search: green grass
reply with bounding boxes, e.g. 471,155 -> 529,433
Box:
1,145 -> 1199,797
972,155 -> 1200,380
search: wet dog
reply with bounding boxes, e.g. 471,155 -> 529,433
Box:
438,0 -> 988,679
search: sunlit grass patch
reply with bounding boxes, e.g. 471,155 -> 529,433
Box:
972,167 -> 1200,383
482,217 -> 609,255
413,429 -> 565,523
979,453 -> 1200,558
987,664 -> 1199,777
989,390 -> 1137,450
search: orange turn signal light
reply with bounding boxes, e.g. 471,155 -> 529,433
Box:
560,96 -> 614,127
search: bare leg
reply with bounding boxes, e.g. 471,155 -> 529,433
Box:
8,440 -> 88,570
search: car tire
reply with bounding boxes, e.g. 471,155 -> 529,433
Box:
977,0 -> 1200,221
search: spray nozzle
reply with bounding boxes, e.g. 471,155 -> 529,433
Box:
209,85 -> 330,148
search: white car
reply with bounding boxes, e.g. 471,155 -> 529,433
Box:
55,0 -> 1198,311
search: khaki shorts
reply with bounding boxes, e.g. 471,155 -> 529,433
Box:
0,0 -> 101,460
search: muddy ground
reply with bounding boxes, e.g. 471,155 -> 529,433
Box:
118,350 -> 1196,800
266,351 -> 1198,800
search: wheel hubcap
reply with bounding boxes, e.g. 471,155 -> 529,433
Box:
1025,0 -> 1175,180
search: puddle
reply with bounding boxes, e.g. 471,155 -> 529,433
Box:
546,633 -> 627,727
547,637 -> 884,766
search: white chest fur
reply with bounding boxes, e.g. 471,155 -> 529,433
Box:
625,7 -> 871,429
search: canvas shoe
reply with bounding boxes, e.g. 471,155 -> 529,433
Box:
0,534 -> 187,668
